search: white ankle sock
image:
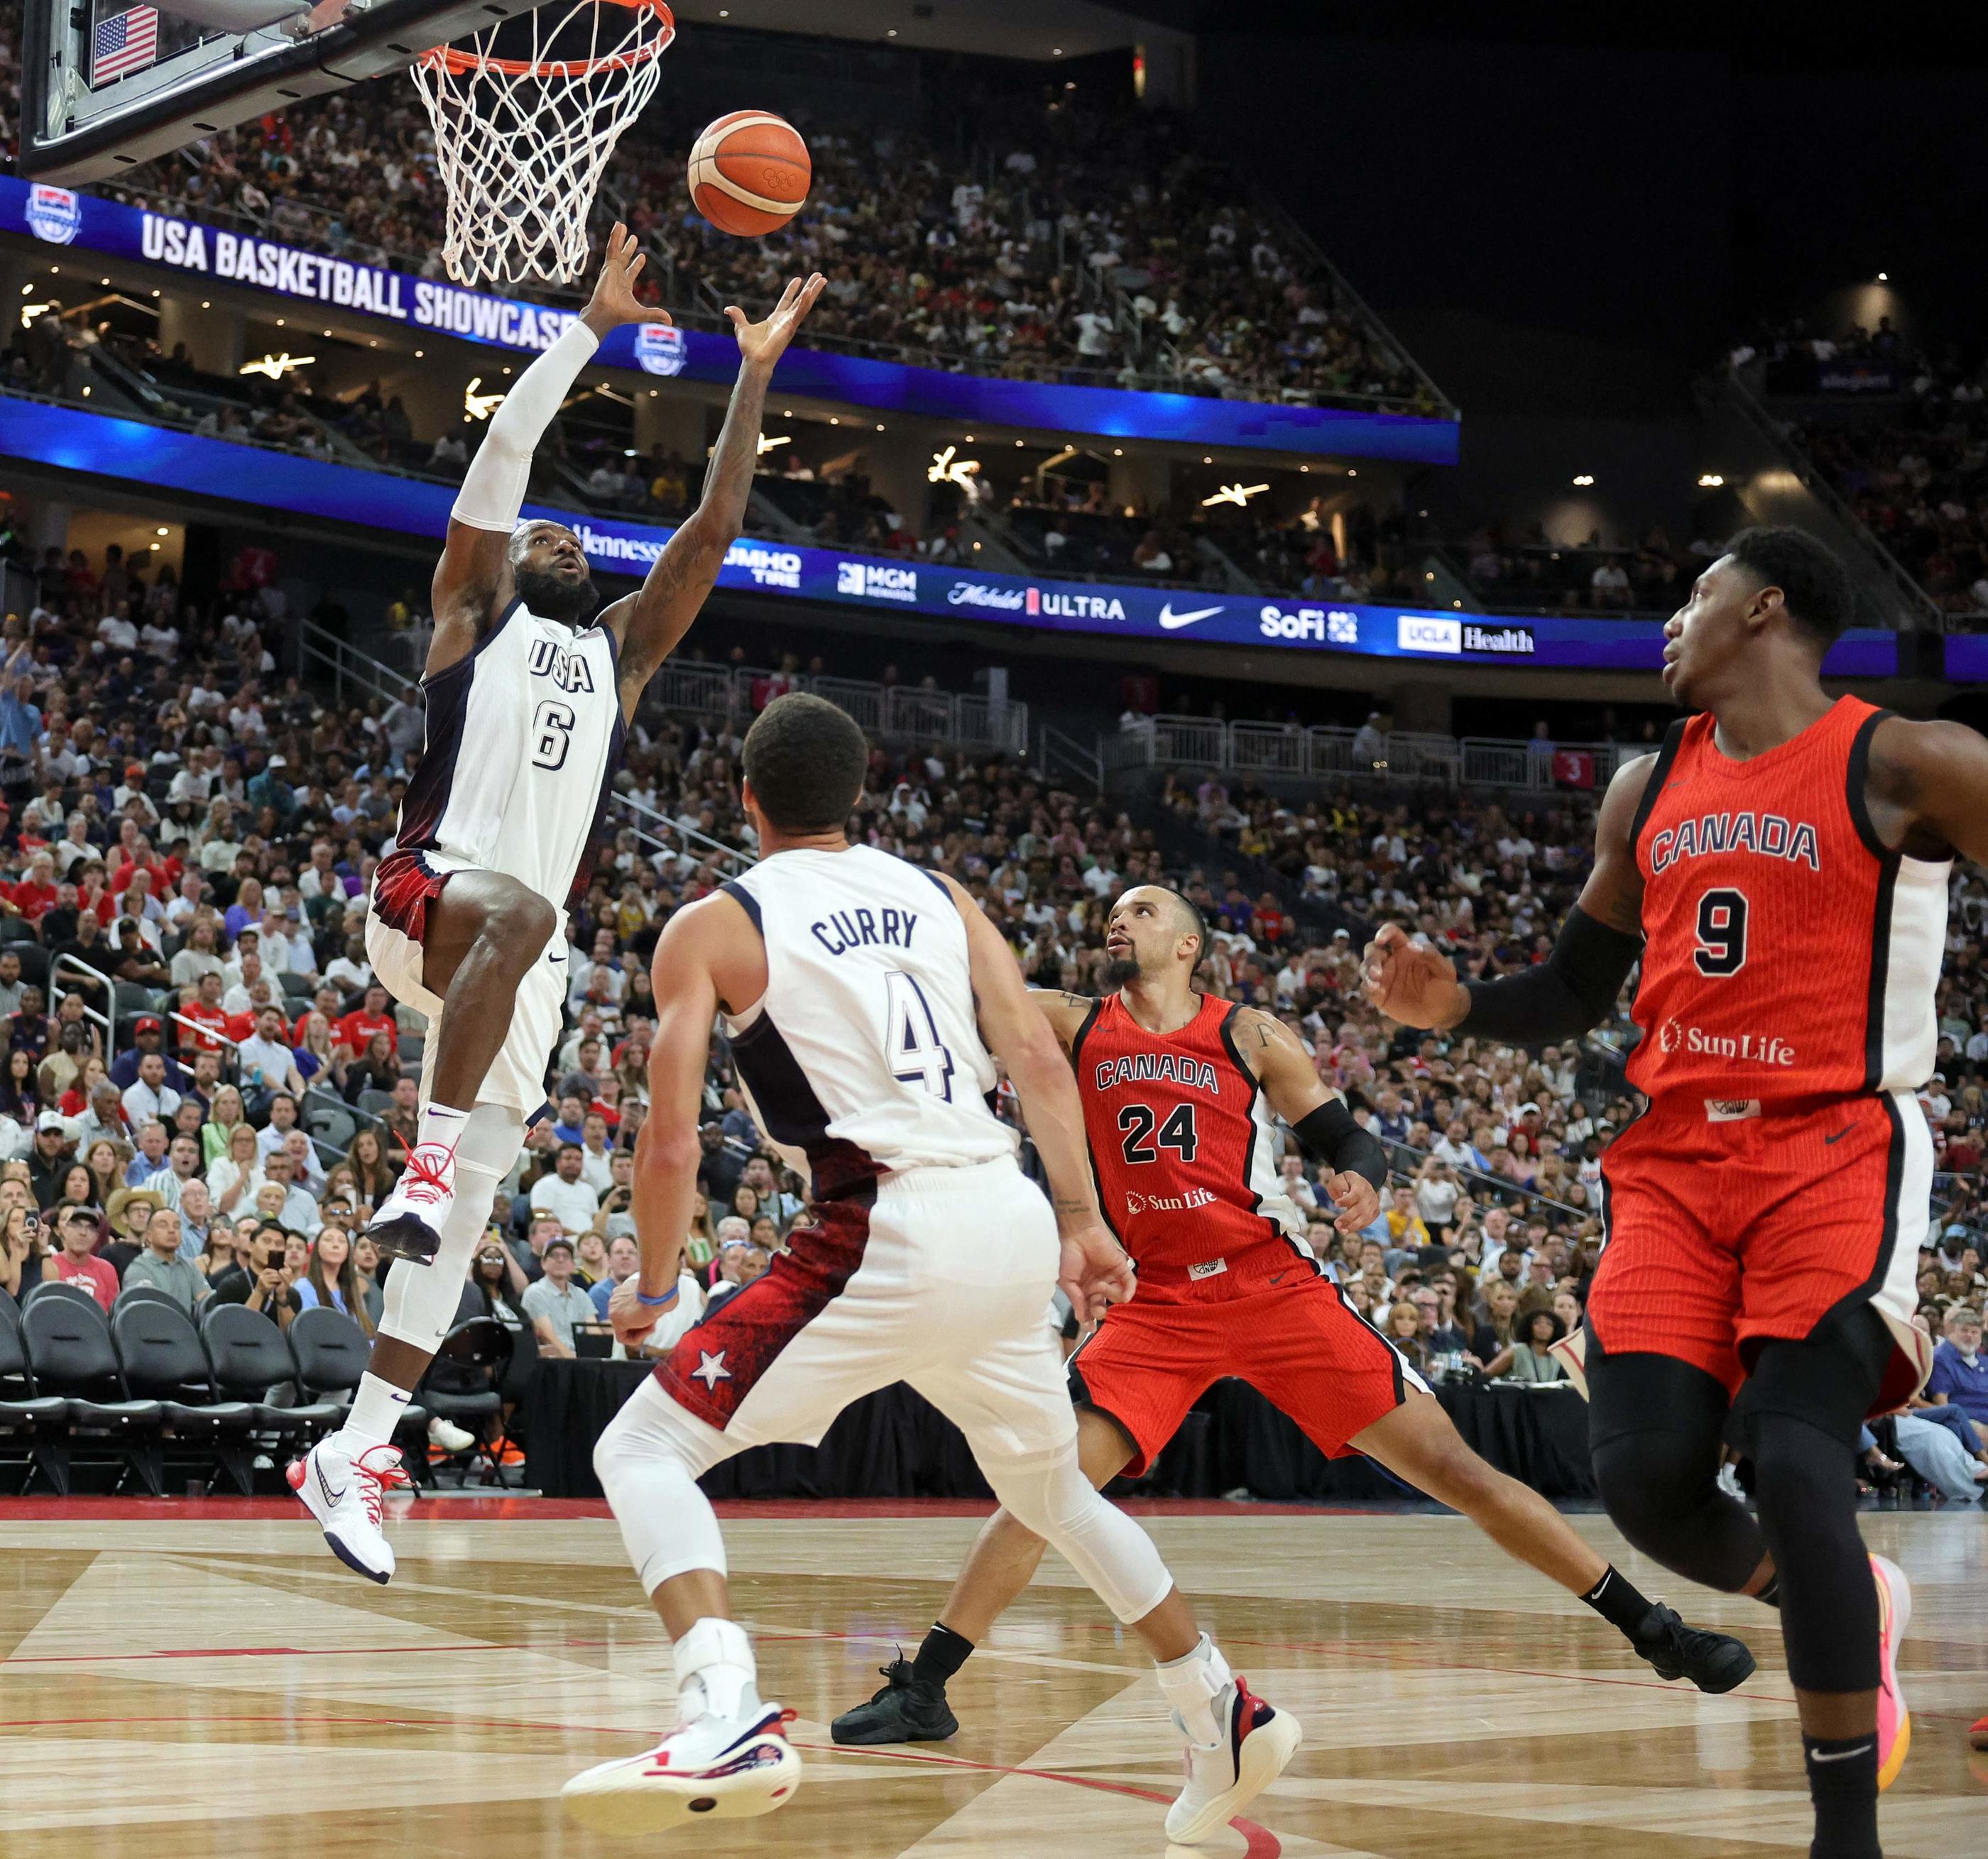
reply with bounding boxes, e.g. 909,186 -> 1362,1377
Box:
337,1371 -> 413,1452
415,1100 -> 470,1156
1155,1633 -> 1232,1747
672,1616 -> 760,1723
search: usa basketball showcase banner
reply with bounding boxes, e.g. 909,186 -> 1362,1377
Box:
0,396 -> 1901,679
0,175 -> 1458,465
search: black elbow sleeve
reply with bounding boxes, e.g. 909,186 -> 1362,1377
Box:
1292,1099 -> 1388,1190
1459,905 -> 1642,1046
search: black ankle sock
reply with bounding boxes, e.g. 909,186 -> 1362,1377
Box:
1801,1731 -> 1879,1859
1754,1574 -> 1781,1608
1580,1565 -> 1661,1642
912,1623 -> 974,1688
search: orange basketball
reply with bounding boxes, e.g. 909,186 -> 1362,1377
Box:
687,109 -> 811,237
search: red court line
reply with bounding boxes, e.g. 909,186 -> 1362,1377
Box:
0,1496 -> 1355,1521
0,1711 -> 1282,1852
793,1738 -> 1281,1858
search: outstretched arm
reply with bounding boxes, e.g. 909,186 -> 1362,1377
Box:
942,877 -> 1132,1320
430,225 -> 669,678
608,901 -> 720,1348
601,273 -> 826,718
1232,1008 -> 1385,1234
1363,750 -> 1656,1041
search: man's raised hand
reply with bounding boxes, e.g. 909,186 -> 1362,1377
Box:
726,273 -> 828,371
583,223 -> 673,337
1362,921 -> 1470,1031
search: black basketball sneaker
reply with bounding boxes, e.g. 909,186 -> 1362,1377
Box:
829,1657 -> 960,1745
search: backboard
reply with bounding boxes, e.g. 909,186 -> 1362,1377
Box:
21,0 -> 546,185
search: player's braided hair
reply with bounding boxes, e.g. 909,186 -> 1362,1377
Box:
1725,525 -> 1854,647
742,692 -> 867,833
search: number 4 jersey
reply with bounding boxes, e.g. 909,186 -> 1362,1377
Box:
1626,696 -> 1950,1111
719,846 -> 1012,1195
1074,992 -> 1307,1300
392,597 -> 625,912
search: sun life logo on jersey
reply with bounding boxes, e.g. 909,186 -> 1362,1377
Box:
1129,1188 -> 1221,1217
528,636 -> 596,693
1659,1019 -> 1796,1066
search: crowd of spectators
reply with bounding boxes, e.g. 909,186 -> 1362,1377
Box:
0,14 -> 1437,415
1453,522 -> 1725,617
1732,317 -> 1988,620
0,533 -> 1982,1496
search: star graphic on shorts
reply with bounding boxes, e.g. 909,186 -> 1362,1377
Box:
692,1349 -> 731,1390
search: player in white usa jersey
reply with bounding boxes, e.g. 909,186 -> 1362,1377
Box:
560,695 -> 1302,1844
291,228 -> 825,1582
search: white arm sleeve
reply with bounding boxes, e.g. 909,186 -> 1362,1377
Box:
449,317 -> 602,532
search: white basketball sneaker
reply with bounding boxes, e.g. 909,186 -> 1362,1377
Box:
1164,1677 -> 1301,1846
561,1704 -> 801,1835
287,1437 -> 409,1584
362,1141 -> 456,1266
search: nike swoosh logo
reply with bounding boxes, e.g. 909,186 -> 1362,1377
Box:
1809,1743 -> 1873,1762
1824,1126 -> 1856,1145
1269,1271 -> 1291,1285
314,1461 -> 347,1506
1157,603 -> 1223,630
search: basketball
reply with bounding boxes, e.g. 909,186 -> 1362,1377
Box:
687,110 -> 811,237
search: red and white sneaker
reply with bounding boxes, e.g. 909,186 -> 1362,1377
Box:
288,1438 -> 409,1584
561,1704 -> 801,1835
1163,1677 -> 1301,1846
1872,1553 -> 1913,1791
362,1141 -> 456,1266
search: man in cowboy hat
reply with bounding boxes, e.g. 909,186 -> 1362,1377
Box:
104,1183 -> 168,1280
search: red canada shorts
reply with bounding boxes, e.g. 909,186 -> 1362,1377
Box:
1067,1266 -> 1426,1476
1587,1090 -> 1931,1408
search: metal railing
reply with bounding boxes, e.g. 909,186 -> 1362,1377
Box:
163,1006 -> 368,1164
48,955 -> 115,1046
1037,724 -> 1105,794
1102,716 -> 1630,794
1710,367 -> 1943,632
611,791 -> 751,876
300,620 -> 422,712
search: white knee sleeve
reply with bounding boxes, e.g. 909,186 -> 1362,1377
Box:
983,1442 -> 1174,1625
594,1375 -> 735,1593
378,1101 -> 523,1351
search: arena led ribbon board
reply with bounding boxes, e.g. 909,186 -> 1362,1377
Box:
0,177 -> 1460,463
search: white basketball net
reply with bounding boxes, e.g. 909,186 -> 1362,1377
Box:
412,0 -> 675,289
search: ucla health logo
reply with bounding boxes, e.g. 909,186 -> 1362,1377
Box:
633,323 -> 687,376
26,185 -> 80,246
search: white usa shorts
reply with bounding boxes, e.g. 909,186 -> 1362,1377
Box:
652,1156 -> 1077,1468
364,850 -> 566,1119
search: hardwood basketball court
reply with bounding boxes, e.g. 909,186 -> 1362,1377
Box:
1,1498 -> 1982,1856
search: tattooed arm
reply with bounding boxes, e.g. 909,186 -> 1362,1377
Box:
1027,987 -> 1100,1060
599,273 -> 825,720
1864,715 -> 1988,865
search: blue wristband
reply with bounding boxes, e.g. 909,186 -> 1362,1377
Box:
634,1287 -> 679,1307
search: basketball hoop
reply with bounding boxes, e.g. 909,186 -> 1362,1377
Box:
412,0 -> 675,290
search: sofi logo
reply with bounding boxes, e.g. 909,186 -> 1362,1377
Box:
1397,614 -> 1462,654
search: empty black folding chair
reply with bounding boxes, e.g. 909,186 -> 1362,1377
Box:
0,1290 -> 68,1494
112,1299 -> 258,1496
202,1302 -> 346,1450
422,1318 -> 513,1484
20,1294 -> 164,1496
288,1306 -> 429,1474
